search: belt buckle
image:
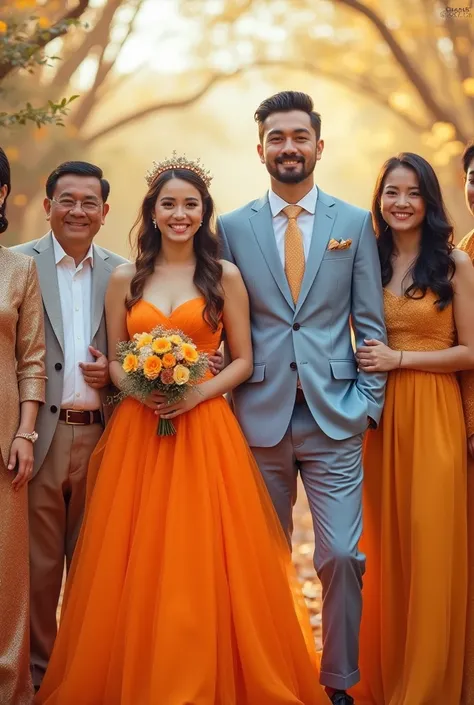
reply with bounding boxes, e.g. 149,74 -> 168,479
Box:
65,409 -> 87,426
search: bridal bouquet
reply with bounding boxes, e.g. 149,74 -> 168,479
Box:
117,326 -> 209,436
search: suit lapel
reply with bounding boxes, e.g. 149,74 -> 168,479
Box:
34,233 -> 65,352
249,195 -> 294,311
295,190 -> 336,315
91,245 -> 112,342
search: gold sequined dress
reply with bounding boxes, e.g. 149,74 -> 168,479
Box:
458,230 -> 474,705
0,246 -> 46,705
351,288 -> 468,705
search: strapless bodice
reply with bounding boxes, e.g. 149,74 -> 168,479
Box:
126,297 -> 223,355
384,288 -> 455,351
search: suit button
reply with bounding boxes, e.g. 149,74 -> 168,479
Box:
50,405 -> 58,414
290,362 -> 297,371
293,323 -> 300,331
55,362 -> 62,371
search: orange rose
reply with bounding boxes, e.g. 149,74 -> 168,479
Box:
143,355 -> 162,380
122,353 -> 139,373
181,343 -> 199,364
173,364 -> 190,385
162,353 -> 177,369
152,337 -> 172,355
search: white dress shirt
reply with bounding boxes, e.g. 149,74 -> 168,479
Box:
53,235 -> 101,411
268,185 -> 318,268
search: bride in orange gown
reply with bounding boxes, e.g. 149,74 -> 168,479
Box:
35,158 -> 328,705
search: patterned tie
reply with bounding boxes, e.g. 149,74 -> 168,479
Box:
283,205 -> 305,303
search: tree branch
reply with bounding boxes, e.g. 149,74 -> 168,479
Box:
0,0 -> 91,82
336,0 -> 468,142
84,58 -> 428,147
53,0 -> 123,92
443,13 -> 474,120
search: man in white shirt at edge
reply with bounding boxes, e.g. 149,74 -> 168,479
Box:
12,161 -> 127,691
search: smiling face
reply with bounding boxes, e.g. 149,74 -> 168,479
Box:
465,156 -> 474,218
257,110 -> 323,185
380,165 -> 426,235
44,174 -> 109,247
153,177 -> 204,244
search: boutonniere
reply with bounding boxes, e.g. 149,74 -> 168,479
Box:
327,238 -> 352,251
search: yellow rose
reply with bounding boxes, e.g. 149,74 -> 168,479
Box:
0,21 -> 8,33
152,337 -> 172,354
143,355 -> 162,380
169,335 -> 183,345
135,333 -> 153,350
122,353 -> 139,373
181,343 -> 199,364
173,364 -> 190,385
162,353 -> 177,369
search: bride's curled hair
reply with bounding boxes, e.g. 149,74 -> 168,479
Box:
127,169 -> 224,331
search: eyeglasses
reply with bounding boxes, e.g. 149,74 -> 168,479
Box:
49,198 -> 102,214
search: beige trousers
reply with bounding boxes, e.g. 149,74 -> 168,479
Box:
28,420 -> 103,688
0,456 -> 33,705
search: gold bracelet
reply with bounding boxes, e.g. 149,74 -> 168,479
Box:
399,350 -> 404,368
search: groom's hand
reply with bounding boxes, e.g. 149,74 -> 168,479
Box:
208,349 -> 225,376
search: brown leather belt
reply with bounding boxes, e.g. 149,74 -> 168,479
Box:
59,409 -> 102,425
295,388 -> 306,405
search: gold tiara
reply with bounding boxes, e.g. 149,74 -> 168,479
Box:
145,151 -> 213,188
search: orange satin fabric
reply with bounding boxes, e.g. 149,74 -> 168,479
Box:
36,298 -> 328,705
351,289 -> 467,705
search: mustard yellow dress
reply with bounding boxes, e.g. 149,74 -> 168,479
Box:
351,288 -> 468,705
458,230 -> 474,705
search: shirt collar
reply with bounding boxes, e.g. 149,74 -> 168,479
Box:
52,233 -> 94,268
268,185 -> 318,218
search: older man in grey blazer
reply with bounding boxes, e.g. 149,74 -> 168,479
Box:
13,161 -> 127,690
218,92 -> 387,705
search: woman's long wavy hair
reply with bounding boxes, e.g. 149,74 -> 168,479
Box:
372,152 -> 455,310
127,168 -> 223,331
0,147 -> 11,234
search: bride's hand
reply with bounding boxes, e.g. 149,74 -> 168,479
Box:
155,388 -> 202,419
141,390 -> 167,410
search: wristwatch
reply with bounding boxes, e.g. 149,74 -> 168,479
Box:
15,431 -> 38,444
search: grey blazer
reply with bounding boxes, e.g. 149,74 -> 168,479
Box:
12,233 -> 128,476
218,189 -> 387,448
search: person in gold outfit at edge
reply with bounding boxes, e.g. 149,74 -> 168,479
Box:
458,141 -> 474,705
0,146 -> 47,705
350,152 -> 474,705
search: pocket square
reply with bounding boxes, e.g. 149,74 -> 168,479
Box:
327,238 -> 352,251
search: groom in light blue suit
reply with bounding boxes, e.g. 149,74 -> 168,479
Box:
218,92 -> 387,705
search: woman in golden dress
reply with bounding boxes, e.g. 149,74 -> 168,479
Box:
351,152 -> 474,705
0,147 -> 47,705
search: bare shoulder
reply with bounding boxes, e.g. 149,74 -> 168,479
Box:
451,247 -> 473,268
110,261 -> 136,283
220,259 -> 242,281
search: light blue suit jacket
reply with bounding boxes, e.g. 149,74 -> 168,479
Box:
218,189 -> 387,448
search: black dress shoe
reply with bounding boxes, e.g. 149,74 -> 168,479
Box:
329,691 -> 354,705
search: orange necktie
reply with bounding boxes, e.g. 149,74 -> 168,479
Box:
283,205 -> 305,304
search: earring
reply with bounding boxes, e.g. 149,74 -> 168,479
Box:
200,221 -> 203,227
152,218 -> 157,229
